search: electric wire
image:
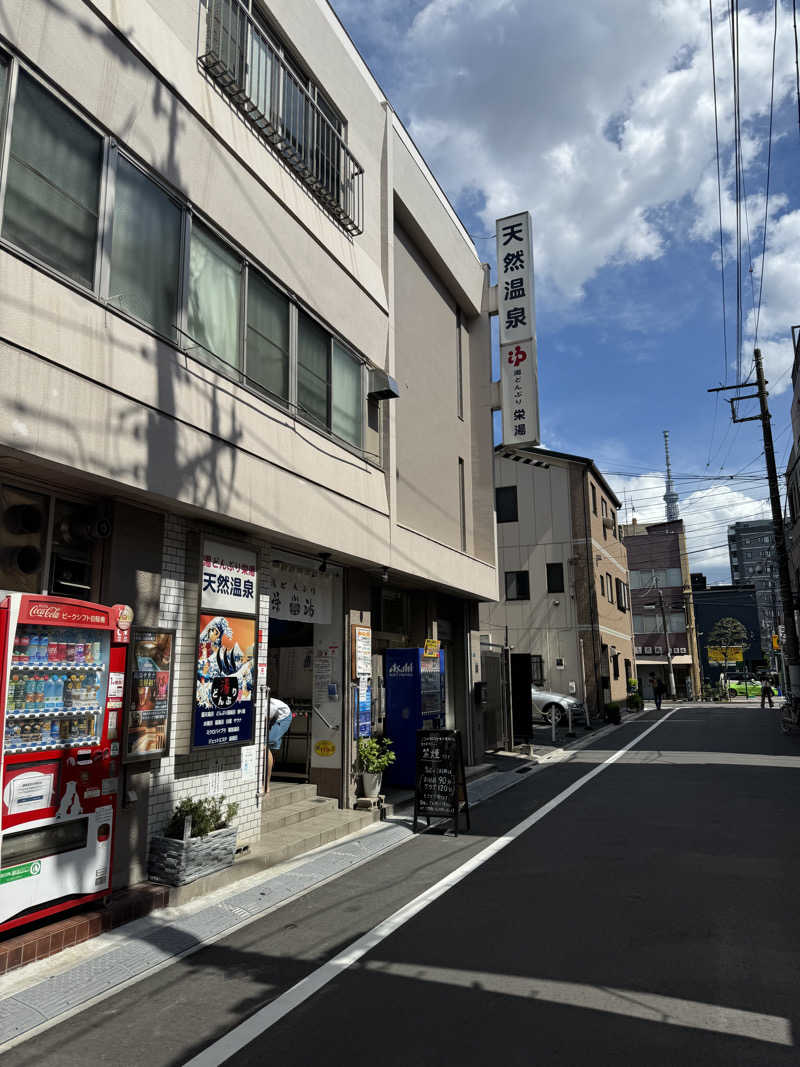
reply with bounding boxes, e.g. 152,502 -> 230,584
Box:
755,0 -> 779,346
794,0 -> 800,138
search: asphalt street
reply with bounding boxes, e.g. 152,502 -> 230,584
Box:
6,702 -> 800,1066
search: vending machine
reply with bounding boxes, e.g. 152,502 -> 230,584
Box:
383,648 -> 445,787
0,595 -> 132,933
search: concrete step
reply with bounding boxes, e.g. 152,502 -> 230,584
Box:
165,805 -> 379,906
261,782 -> 318,811
260,795 -> 337,831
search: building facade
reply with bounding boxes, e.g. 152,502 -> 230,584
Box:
693,583 -> 762,684
727,519 -> 781,656
480,445 -> 635,736
0,0 -> 498,887
621,519 -> 701,700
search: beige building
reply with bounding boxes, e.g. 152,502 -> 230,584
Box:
480,445 -> 635,735
0,0 -> 498,887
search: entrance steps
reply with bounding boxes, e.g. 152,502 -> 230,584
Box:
166,782 -> 379,905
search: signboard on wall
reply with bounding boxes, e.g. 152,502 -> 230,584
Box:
352,625 -> 372,680
496,211 -> 540,447
263,561 -> 332,624
201,539 -> 258,614
123,627 -> 175,762
193,613 -> 256,748
708,645 -> 743,664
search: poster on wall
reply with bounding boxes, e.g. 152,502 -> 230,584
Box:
123,628 -> 175,762
193,613 -> 256,748
201,539 -> 258,614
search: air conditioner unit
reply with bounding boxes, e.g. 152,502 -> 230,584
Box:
367,368 -> 400,401
602,516 -> 615,529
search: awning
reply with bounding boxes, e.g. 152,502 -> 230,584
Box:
635,655 -> 693,666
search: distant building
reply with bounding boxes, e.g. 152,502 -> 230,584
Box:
620,519 -> 701,700
480,445 -> 635,737
693,584 -> 762,682
727,520 -> 781,655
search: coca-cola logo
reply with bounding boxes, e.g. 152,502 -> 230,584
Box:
29,605 -> 60,619
27,603 -> 107,625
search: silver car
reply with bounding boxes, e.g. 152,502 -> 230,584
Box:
531,687 -> 585,726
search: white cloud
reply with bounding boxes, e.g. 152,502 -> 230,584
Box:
609,471 -> 770,576
334,0 -> 799,388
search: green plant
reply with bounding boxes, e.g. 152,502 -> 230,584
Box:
164,795 -> 239,839
356,736 -> 396,775
626,693 -> 643,710
627,679 -> 639,692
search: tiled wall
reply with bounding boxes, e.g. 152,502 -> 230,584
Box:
146,515 -> 269,846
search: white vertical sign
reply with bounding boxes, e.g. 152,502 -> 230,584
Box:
496,212 -> 540,446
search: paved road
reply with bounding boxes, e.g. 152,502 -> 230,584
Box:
7,703 -> 800,1066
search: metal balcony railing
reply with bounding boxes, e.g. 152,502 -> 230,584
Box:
199,0 -> 364,235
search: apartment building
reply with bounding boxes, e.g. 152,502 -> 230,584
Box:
621,519 -> 701,700
480,445 -> 635,737
728,520 -> 782,657
0,0 -> 498,887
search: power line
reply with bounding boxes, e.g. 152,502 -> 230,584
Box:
755,0 -> 779,346
793,0 -> 800,138
708,0 -> 729,472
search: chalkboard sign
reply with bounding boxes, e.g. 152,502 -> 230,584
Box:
413,729 -> 470,835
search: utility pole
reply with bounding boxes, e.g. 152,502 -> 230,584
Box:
655,576 -> 677,699
709,347 -> 800,710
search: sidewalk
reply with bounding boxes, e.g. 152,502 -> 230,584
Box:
0,708 -> 650,1052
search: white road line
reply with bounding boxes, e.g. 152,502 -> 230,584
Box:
184,707 -> 679,1067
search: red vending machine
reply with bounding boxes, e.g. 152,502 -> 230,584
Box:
0,595 -> 132,933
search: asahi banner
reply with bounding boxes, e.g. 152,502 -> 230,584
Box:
496,211 -> 540,447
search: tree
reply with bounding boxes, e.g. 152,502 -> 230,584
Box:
707,617 -> 751,692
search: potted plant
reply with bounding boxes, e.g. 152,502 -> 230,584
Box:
604,701 -> 621,725
148,794 -> 239,887
356,736 -> 395,797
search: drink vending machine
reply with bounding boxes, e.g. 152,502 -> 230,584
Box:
0,595 -> 132,933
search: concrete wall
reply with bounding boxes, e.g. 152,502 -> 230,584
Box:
0,0 -> 497,601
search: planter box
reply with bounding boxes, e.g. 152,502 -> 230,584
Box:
148,826 -> 237,887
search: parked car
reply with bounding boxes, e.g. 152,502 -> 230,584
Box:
531,687 -> 585,726
726,677 -> 762,697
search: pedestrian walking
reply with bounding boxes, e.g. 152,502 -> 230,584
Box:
650,673 -> 666,711
760,679 -> 774,709
265,693 -> 293,794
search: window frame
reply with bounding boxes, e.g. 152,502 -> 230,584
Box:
495,485 -> 518,524
0,61 -> 110,295
505,570 -> 530,601
0,48 -> 377,464
606,572 -> 613,602
591,483 -> 597,515
546,562 -> 564,594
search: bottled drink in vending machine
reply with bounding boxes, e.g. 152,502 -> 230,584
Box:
39,632 -> 49,663
28,632 -> 40,664
47,631 -> 60,663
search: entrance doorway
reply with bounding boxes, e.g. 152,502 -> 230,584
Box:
266,619 -> 314,783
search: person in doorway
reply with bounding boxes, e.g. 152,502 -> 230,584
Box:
266,694 -> 292,794
760,678 -> 774,709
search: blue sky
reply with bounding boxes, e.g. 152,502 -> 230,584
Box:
330,0 -> 799,580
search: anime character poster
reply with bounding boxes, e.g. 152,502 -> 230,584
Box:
193,614 -> 256,748
124,629 -> 175,762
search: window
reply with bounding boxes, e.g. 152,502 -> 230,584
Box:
331,340 -> 362,447
298,312 -> 363,447
495,486 -> 518,523
188,223 -> 242,372
599,574 -> 605,597
109,157 -> 181,339
247,268 -> 290,401
591,483 -> 597,515
3,71 -> 102,287
298,310 -> 329,429
601,498 -> 608,539
458,458 -> 466,552
531,654 -> 544,686
456,307 -> 464,419
505,571 -> 529,600
612,654 -> 620,680
606,573 -> 613,602
615,578 -> 626,610
546,563 -> 564,593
